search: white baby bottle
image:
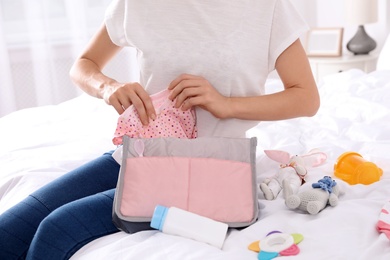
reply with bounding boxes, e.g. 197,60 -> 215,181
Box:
150,205 -> 228,249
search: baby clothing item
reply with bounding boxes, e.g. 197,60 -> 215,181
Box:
112,89 -> 197,145
377,200 -> 390,240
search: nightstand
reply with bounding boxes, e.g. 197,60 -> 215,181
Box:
308,54 -> 378,82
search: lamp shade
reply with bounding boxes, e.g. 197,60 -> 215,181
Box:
346,0 -> 378,25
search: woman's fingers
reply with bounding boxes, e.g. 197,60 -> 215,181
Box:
168,74 -> 203,99
171,80 -> 203,108
118,96 -> 132,111
129,94 -> 149,125
104,82 -> 156,125
168,73 -> 201,90
181,95 -> 203,111
168,73 -> 229,118
130,87 -> 157,125
135,87 -> 156,121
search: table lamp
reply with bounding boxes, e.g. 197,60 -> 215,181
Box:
345,0 -> 378,55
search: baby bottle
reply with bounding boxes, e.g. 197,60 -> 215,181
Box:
150,205 -> 228,249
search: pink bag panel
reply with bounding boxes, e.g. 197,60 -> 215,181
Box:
120,157 -> 190,217
187,158 -> 254,223
120,157 -> 254,223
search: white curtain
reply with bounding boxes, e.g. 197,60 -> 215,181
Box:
0,0 -> 138,117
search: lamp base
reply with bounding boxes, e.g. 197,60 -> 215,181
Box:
347,25 -> 377,55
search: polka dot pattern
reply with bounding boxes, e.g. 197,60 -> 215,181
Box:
112,89 -> 197,145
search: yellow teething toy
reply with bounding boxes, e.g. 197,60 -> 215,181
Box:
334,152 -> 382,185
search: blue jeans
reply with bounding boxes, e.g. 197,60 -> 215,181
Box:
0,151 -> 152,260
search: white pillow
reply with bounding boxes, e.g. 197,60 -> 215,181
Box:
377,34 -> 390,70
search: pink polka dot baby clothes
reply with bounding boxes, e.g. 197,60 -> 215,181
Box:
112,89 -> 197,145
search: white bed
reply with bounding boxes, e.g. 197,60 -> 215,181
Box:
1,64 -> 390,258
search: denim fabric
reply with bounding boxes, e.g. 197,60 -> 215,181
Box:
0,151 -> 152,260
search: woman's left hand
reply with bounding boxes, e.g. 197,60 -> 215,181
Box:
168,74 -> 230,119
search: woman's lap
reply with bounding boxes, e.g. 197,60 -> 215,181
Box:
30,150 -> 121,211
27,189 -> 118,260
0,151 -> 124,259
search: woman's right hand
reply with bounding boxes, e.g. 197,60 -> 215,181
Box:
102,82 -> 156,125
69,24 -> 155,126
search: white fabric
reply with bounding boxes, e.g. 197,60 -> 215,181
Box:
105,0 -> 308,138
0,0 -> 138,118
1,69 -> 390,259
0,8 -> 16,116
377,34 -> 390,71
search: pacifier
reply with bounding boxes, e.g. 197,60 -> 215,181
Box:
334,152 -> 383,185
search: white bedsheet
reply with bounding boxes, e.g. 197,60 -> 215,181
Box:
1,69 -> 389,260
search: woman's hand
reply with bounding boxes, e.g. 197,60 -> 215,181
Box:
69,24 -> 155,126
168,74 -> 230,119
103,82 -> 156,125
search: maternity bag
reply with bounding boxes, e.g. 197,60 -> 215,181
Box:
112,136 -> 259,232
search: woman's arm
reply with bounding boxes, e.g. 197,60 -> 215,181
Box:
168,39 -> 320,121
69,24 -> 156,125
228,39 -> 320,120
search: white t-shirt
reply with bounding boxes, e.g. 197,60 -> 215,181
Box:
105,0 -> 308,138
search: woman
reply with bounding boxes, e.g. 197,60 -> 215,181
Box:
0,0 -> 319,259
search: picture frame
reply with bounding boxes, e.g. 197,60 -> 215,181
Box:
305,28 -> 344,57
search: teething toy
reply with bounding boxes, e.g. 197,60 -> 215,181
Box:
248,231 -> 304,260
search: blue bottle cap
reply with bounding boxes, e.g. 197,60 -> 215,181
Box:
150,205 -> 168,231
